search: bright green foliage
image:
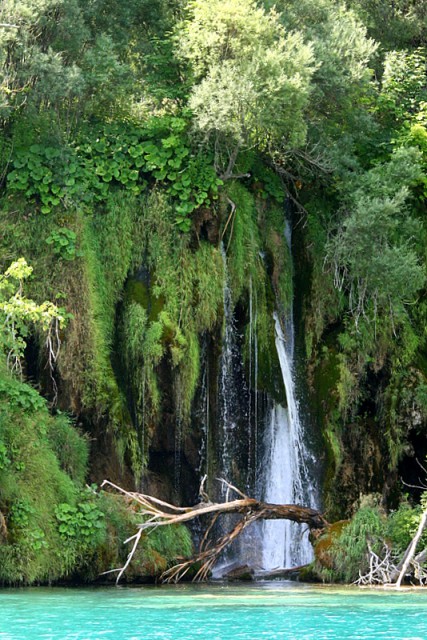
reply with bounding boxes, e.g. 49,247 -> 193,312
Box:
55,500 -> 105,542
386,500 -> 427,553
319,502 -> 386,583
7,144 -> 71,215
379,48 -> 427,127
0,375 -> 46,414
0,259 -> 71,373
7,117 -> 222,230
46,228 -> 81,261
177,0 -> 315,171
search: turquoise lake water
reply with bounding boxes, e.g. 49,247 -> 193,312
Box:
0,582 -> 426,640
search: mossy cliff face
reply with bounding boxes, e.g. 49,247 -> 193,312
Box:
0,173 -> 295,584
2,167 -> 426,585
295,200 -> 427,522
114,185 -> 291,502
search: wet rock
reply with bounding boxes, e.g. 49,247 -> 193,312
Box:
225,564 -> 255,581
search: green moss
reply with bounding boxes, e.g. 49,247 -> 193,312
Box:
0,191 -> 147,479
225,182 -> 261,305
261,201 -> 293,314
0,363 -> 85,583
315,501 -> 386,583
125,279 -> 165,323
0,360 -> 192,585
47,413 -> 89,485
223,182 -> 290,403
175,331 -> 201,423
308,334 -> 345,511
118,191 -> 225,434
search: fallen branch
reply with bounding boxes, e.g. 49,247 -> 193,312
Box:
101,477 -> 328,583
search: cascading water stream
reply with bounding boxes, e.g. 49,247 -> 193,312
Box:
199,239 -> 316,573
259,213 -> 318,569
261,313 -> 316,569
196,338 -> 210,479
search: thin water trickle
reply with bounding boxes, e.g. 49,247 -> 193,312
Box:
218,245 -> 241,491
253,284 -> 259,490
197,338 -> 210,479
246,278 -> 258,492
174,416 -> 183,493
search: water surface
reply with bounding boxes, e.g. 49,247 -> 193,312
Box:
0,582 -> 426,639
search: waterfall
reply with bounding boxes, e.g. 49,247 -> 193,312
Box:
210,247 -> 254,574
203,238 -> 316,574
261,313 -> 317,569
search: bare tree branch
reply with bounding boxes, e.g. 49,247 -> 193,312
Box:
101,478 -> 328,584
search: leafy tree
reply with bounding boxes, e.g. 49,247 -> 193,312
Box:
348,0 -> 427,49
175,0 -> 315,177
378,47 -> 427,129
263,0 -> 379,181
272,0 -> 377,101
327,146 -> 425,322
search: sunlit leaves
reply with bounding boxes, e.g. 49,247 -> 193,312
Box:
0,258 -> 71,374
7,116 -> 222,231
176,0 -> 315,155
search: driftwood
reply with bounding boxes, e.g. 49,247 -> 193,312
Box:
355,543 -> 398,586
101,477 -> 328,584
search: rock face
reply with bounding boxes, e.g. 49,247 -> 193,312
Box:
224,565 -> 255,581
